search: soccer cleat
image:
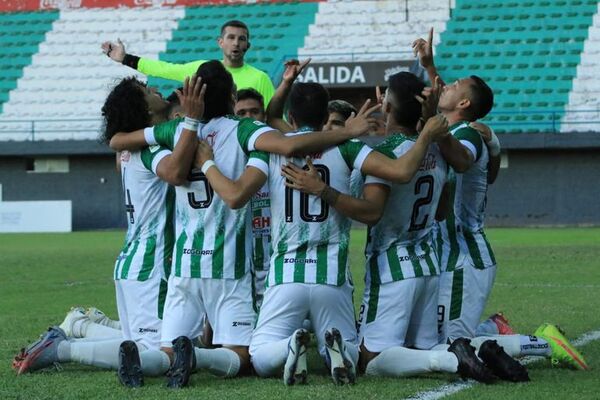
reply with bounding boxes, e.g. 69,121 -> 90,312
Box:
117,340 -> 144,388
59,306 -> 88,337
13,326 -> 67,375
283,328 -> 310,386
534,323 -> 589,370
167,336 -> 194,389
488,312 -> 515,335
448,338 -> 497,384
324,327 -> 356,385
86,307 -> 121,330
478,340 -> 529,382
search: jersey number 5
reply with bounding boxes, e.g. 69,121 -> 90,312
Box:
187,170 -> 214,209
408,175 -> 434,232
285,164 -> 330,223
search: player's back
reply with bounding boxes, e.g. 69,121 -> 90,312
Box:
153,115 -> 272,280
365,135 -> 447,284
116,148 -> 174,281
268,132 -> 371,287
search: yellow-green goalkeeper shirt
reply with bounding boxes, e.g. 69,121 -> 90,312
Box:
138,58 -> 275,105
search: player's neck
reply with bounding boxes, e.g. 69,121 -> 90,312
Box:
385,117 -> 417,137
150,110 -> 169,125
440,110 -> 463,126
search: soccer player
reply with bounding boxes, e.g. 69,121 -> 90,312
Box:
13,77 -> 204,385
283,72 -> 517,383
102,20 -> 275,104
413,29 -> 588,370
325,100 -> 357,130
235,88 -> 266,121
106,60 -> 381,388
192,62 -> 450,385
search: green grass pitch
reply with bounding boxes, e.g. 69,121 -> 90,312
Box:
0,228 -> 599,399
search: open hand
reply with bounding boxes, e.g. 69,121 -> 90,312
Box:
176,74 -> 207,120
282,58 -> 311,84
281,157 -> 326,196
420,114 -> 449,142
194,140 -> 214,168
469,121 -> 493,143
344,99 -> 381,137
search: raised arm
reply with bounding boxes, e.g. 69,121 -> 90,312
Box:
257,100 -> 380,157
102,39 -> 202,81
266,59 -> 311,133
361,115 -> 450,183
412,27 -> 446,87
281,158 -> 389,226
195,140 -> 267,209
437,134 -> 474,173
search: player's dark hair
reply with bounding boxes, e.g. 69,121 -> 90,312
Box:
288,82 -> 330,130
166,87 -> 182,106
237,88 -> 264,108
387,71 -> 425,128
100,77 -> 149,144
221,20 -> 249,38
466,75 -> 494,121
328,99 -> 357,121
196,60 -> 235,121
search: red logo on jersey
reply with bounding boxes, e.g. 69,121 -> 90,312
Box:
120,151 -> 131,162
206,131 -> 218,146
309,153 -> 323,160
419,153 -> 437,171
253,216 -> 271,229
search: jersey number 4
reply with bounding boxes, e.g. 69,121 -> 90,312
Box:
408,175 -> 434,232
285,164 -> 331,223
187,170 -> 214,209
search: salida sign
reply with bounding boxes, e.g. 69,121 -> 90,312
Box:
296,60 -> 417,88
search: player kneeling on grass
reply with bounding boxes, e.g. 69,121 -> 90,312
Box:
284,72 -> 529,384
193,60 -> 449,385
12,77 -> 200,385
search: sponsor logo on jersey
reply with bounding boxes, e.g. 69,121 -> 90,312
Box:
138,327 -> 158,334
206,131 -> 218,146
149,145 -> 161,153
120,151 -> 131,162
183,248 -> 214,255
397,252 -> 428,262
252,216 -> 270,230
232,321 -> 252,327
253,121 -> 266,126
284,257 -> 318,264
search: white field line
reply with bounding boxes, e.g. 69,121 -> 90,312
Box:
495,283 -> 600,289
407,328 -> 600,400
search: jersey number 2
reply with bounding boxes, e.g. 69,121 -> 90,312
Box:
187,170 -> 214,209
285,164 -> 330,223
408,175 -> 434,232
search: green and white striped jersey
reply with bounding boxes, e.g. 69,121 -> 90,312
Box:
144,116 -> 273,280
251,184 -> 271,272
260,132 -> 372,287
436,122 -> 496,271
114,147 -> 175,281
364,134 -> 447,285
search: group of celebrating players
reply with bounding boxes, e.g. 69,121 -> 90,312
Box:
12,20 -> 589,388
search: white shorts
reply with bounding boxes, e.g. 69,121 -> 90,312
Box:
115,273 -> 167,350
160,272 -> 256,347
250,281 -> 357,358
437,264 -> 497,342
358,276 -> 439,352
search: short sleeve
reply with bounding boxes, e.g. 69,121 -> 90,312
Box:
149,118 -> 183,150
454,126 -> 483,161
236,118 -> 275,153
338,139 -> 372,171
140,145 -> 172,174
247,151 -> 269,176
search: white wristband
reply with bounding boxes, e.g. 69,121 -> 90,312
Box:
182,116 -> 200,132
143,129 -> 157,145
487,130 -> 501,156
201,160 -> 216,175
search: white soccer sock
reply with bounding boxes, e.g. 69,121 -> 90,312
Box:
251,337 -> 290,377
193,347 -> 241,377
470,335 -> 551,357
139,349 -> 171,376
73,319 -> 122,339
59,338 -> 123,370
100,318 -> 121,330
344,342 -> 359,367
365,347 -> 458,377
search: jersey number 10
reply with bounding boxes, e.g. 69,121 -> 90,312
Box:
285,164 -> 331,223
